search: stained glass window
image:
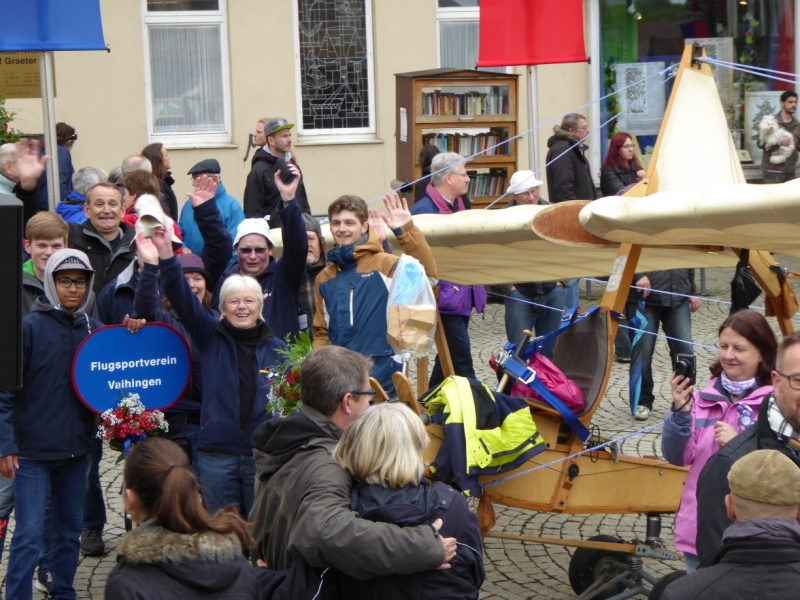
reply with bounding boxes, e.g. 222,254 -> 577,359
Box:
297,0 -> 374,133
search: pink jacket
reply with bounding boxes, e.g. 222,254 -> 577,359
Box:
661,377 -> 772,555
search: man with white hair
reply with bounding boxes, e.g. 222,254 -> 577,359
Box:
411,152 -> 486,388
214,162 -> 307,341
0,139 -> 49,228
503,171 -> 566,358
55,166 -> 107,224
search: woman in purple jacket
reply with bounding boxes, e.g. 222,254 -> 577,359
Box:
661,309 -> 777,572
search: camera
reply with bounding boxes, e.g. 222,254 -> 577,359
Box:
674,353 -> 696,386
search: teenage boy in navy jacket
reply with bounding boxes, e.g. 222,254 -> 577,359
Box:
0,249 -> 102,600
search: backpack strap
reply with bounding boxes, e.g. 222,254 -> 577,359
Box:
499,356 -> 591,442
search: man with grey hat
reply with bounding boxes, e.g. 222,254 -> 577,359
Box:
243,117 -> 311,227
0,249 -> 103,599
503,171 -> 566,358
178,158 -> 244,264
663,450 -> 800,599
696,330 -> 800,564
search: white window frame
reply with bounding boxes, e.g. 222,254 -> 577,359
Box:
141,0 -> 232,145
436,4 -> 511,73
291,0 -> 377,140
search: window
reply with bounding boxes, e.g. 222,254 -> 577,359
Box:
293,0 -> 376,137
436,0 -> 507,73
142,0 -> 231,144
599,0 -> 794,165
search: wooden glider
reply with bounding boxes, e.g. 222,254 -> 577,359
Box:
278,46 -> 794,549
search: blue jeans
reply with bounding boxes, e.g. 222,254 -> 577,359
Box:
430,314 -> 476,388
504,286 -> 566,359
83,435 -> 106,530
0,474 -> 54,571
684,551 -> 700,573
628,299 -> 694,410
185,423 -> 201,477
564,279 -> 581,310
197,451 -> 256,517
7,455 -> 91,600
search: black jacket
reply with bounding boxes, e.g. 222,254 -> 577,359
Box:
105,523 -> 259,600
600,164 -> 639,196
243,149 -> 311,228
68,220 -> 136,295
627,269 -> 696,308
333,480 -> 485,599
159,172 -> 179,221
663,519 -> 800,600
695,395 -> 800,564
545,126 -> 597,202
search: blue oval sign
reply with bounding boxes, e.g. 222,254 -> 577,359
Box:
72,323 -> 191,414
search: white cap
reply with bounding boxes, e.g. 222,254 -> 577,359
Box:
507,170 -> 543,195
134,194 -> 166,238
131,216 -> 182,250
233,217 -> 274,249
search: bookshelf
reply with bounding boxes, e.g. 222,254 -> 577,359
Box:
395,68 -> 520,209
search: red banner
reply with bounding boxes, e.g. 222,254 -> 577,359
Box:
477,0 -> 587,67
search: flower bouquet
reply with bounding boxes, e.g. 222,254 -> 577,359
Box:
263,331 -> 313,417
97,393 -> 168,462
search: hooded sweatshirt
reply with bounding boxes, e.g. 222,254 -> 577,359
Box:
0,249 -> 101,458
105,522 -> 259,600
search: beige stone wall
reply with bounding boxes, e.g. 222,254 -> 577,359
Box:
6,0 -> 437,217
5,0 -> 590,213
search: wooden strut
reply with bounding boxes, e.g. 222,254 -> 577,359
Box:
484,531 -> 639,554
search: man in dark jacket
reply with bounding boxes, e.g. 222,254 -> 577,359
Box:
545,113 -> 596,310
68,182 -> 136,294
545,113 -> 597,203
299,213 -> 325,332
663,450 -> 800,600
215,163 -> 307,342
0,249 -> 102,600
757,90 -> 800,183
243,117 -> 311,227
696,331 -> 800,564
626,269 -> 701,421
249,346 -> 454,598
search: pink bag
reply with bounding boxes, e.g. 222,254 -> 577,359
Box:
510,353 -> 586,412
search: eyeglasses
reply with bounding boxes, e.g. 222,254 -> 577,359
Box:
237,247 -> 269,255
56,277 -> 88,289
225,298 -> 258,308
621,144 -> 635,149
449,171 -> 470,179
349,389 -> 377,405
776,370 -> 800,390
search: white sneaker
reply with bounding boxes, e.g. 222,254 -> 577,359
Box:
635,406 -> 651,421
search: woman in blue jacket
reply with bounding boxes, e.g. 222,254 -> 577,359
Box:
138,229 -> 285,517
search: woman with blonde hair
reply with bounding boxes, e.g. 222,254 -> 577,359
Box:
332,403 -> 485,599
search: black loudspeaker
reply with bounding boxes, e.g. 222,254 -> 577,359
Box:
0,195 -> 22,390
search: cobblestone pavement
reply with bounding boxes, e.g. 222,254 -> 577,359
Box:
4,256 -> 800,599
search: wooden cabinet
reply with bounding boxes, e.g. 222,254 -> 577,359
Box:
395,68 -> 520,209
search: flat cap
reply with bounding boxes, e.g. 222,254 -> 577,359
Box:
728,449 -> 800,506
187,158 -> 221,175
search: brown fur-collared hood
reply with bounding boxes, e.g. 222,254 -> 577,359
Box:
108,523 -> 259,598
117,523 -> 242,565
552,124 -> 575,141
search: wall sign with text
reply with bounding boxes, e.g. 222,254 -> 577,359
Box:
73,323 -> 191,414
